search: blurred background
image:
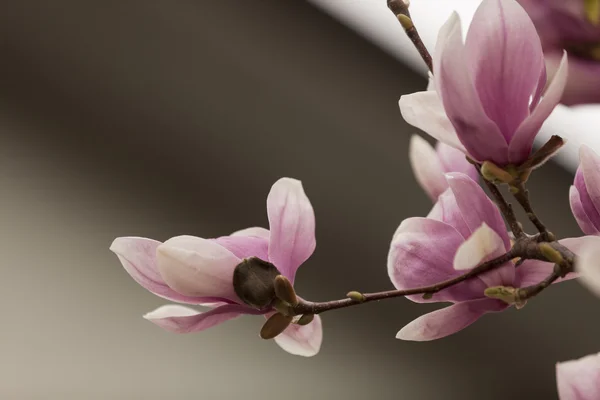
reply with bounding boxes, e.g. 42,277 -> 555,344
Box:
0,1 -> 597,399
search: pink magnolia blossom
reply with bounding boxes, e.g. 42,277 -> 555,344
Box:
388,172 -> 579,341
518,0 -> 600,105
409,134 -> 478,201
110,178 -> 322,357
399,0 -> 568,166
557,352 -> 600,399
571,145 -> 600,235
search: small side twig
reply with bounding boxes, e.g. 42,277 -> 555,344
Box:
387,0 -> 433,72
511,181 -> 553,241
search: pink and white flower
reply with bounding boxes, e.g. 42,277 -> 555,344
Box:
400,0 -> 568,166
111,178 -> 322,357
388,172 -> 578,341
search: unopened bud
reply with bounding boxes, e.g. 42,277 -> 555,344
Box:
422,292 -> 434,300
233,257 -> 281,309
274,275 -> 298,306
539,243 -> 564,265
296,314 -> 315,326
260,313 -> 293,340
484,286 -> 526,308
397,14 -> 413,30
347,291 -> 366,302
481,161 -> 514,184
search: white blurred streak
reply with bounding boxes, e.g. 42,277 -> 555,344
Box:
309,0 -> 600,171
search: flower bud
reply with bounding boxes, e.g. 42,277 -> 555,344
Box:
260,313 -> 293,340
233,257 -> 281,309
296,314 -> 315,326
346,291 -> 366,302
274,275 -> 298,306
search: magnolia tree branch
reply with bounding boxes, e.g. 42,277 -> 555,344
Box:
288,236 -> 575,316
479,170 -> 525,239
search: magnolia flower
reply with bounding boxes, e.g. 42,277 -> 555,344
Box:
409,134 -> 478,200
110,178 -> 323,357
556,352 -> 600,399
518,0 -> 600,105
571,145 -> 600,235
388,172 -> 578,341
400,0 -> 568,167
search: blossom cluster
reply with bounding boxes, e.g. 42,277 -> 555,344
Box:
111,0 -> 600,396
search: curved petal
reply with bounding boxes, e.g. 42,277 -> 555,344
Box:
546,50 -> 600,106
110,237 -> 225,304
436,142 -> 479,182
570,186 -> 600,235
231,227 -> 270,240
557,352 -> 600,400
389,217 -> 487,303
273,314 -> 323,357
580,145 -> 600,221
575,167 -> 600,234
446,173 -> 511,250
156,236 -> 241,302
574,236 -> 600,298
509,52 -> 568,164
434,11 -> 508,165
409,135 -> 447,200
398,91 -> 466,152
454,223 -> 506,271
428,187 -> 471,239
396,298 -> 506,341
466,0 -> 545,140
144,304 -> 261,333
267,178 -> 316,283
212,235 -> 269,261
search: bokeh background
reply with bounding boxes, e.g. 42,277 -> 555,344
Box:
0,1 -> 596,399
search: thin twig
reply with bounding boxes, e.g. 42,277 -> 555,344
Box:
387,0 -> 433,72
511,181 -> 552,240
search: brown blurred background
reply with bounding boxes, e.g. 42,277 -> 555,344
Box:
0,1 -> 596,399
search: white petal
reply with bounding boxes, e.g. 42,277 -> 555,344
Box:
454,223 -> 505,270
156,236 -> 241,302
409,135 -> 447,200
575,236 -> 600,298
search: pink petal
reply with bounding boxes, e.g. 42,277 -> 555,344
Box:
509,52 -> 568,164
574,236 -> 600,298
580,146 -> 600,223
409,135 -> 447,200
570,186 -> 600,235
557,352 -> 600,400
212,235 -> 269,261
267,178 -> 316,283
436,142 -> 479,183
428,187 -> 471,239
231,227 -> 270,240
446,172 -> 511,250
273,314 -> 323,357
144,304 -> 261,333
466,0 -> 545,142
396,298 -> 506,341
434,11 -> 508,165
388,217 -> 488,303
515,237 -> 589,287
546,50 -> 600,106
399,91 -> 467,153
110,237 -> 226,305
156,236 -> 242,302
